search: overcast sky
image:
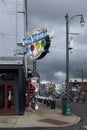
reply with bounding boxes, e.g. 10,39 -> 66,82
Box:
27,0 -> 87,84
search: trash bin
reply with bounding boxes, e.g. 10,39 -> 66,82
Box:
82,97 -> 86,103
62,95 -> 67,115
39,98 -> 42,103
43,99 -> 47,104
47,99 -> 50,107
62,100 -> 66,115
50,100 -> 55,109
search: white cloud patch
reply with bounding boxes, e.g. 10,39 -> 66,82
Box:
54,71 -> 66,83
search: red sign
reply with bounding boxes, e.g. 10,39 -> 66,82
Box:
31,82 -> 39,86
28,82 -> 35,90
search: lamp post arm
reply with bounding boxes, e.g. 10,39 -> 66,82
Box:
81,69 -> 84,87
67,14 -> 83,25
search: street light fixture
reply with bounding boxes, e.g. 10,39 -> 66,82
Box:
65,13 -> 85,116
80,15 -> 85,27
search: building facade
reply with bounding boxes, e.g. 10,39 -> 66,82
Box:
69,79 -> 87,102
0,0 -> 27,56
0,0 -> 27,115
0,57 -> 26,115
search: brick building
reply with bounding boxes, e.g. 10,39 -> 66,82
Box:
69,79 -> 87,101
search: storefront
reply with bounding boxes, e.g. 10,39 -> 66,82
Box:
0,64 -> 26,115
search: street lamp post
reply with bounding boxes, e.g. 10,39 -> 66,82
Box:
81,69 -> 84,88
76,69 -> 84,88
65,13 -> 85,116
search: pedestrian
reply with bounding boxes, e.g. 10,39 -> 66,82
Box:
31,93 -> 36,112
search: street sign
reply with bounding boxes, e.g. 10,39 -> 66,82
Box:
30,77 -> 39,86
31,77 -> 39,82
31,82 -> 39,86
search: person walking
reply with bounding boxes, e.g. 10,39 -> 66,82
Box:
31,93 -> 36,112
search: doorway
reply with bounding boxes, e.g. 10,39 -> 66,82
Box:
0,83 -> 14,114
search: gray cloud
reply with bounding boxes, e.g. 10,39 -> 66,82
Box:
27,0 -> 87,84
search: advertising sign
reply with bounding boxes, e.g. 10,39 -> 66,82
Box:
31,77 -> 39,86
23,28 -> 51,60
29,38 -> 47,59
23,28 -> 47,46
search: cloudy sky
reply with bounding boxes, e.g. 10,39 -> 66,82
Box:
27,0 -> 87,84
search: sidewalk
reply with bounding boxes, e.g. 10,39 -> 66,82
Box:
0,102 -> 80,128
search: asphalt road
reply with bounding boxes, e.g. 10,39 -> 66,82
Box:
55,99 -> 87,130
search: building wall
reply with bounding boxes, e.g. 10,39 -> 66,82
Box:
0,0 -> 27,56
0,64 -> 26,115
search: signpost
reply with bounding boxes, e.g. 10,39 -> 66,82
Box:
23,28 -> 53,106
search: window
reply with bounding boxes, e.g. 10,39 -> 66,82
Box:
0,73 -> 15,80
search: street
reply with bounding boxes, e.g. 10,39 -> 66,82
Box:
0,99 -> 87,130
32,100 -> 87,130
55,99 -> 87,130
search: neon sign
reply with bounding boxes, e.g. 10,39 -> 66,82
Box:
25,37 -> 47,59
23,28 -> 47,46
32,31 -> 47,43
23,28 -> 51,60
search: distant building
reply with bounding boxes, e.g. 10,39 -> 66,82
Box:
69,78 -> 87,101
39,82 -> 56,96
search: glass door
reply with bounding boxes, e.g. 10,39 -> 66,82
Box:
7,85 -> 14,109
0,84 -> 14,113
0,85 -> 4,109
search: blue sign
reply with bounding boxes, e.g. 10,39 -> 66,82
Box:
23,30 -> 47,46
32,31 -> 47,43
23,38 -> 31,45
25,47 -> 29,53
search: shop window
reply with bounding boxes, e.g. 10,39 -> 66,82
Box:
0,73 -> 15,80
0,85 -> 4,108
7,86 -> 14,108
